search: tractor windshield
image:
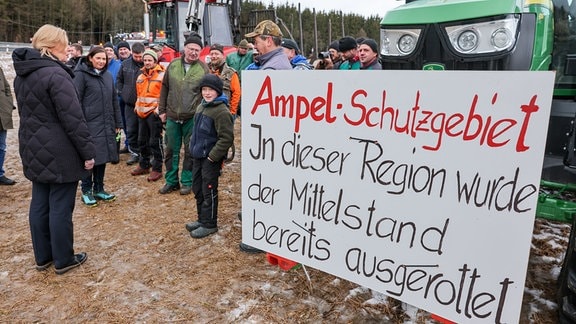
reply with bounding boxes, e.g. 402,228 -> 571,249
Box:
150,2 -> 178,49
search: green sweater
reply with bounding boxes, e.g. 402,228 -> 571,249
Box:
159,57 -> 209,121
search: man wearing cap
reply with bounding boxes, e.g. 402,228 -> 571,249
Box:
328,41 -> 343,69
358,38 -> 382,70
338,36 -> 361,70
225,39 -> 253,80
117,42 -> 145,166
244,19 -> 291,70
208,44 -> 241,118
314,40 -> 343,70
281,38 -> 312,70
130,49 -> 165,182
158,33 -> 209,195
239,20 -> 292,254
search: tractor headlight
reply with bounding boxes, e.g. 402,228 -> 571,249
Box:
380,28 -> 422,56
444,15 -> 519,55
456,30 -> 479,52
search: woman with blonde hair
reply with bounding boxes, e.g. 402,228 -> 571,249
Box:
12,24 -> 96,275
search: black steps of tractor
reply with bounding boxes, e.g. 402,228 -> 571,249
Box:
558,216 -> 576,323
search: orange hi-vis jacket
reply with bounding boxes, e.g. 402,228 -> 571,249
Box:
135,63 -> 165,118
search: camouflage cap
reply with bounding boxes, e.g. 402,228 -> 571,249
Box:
245,20 -> 283,38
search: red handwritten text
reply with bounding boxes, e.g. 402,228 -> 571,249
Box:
250,76 -> 337,132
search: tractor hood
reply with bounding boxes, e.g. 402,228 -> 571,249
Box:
382,0 -> 524,25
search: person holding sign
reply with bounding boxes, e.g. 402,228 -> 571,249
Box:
244,20 -> 292,70
185,74 -> 234,238
239,19 -> 292,253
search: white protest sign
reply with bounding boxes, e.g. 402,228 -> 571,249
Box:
241,70 -> 555,323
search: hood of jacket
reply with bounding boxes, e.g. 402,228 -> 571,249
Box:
12,47 -> 74,78
291,54 -> 309,65
202,94 -> 229,108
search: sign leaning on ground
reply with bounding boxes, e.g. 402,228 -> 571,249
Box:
241,70 -> 555,323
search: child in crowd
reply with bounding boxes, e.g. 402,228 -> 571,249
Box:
185,74 -> 234,238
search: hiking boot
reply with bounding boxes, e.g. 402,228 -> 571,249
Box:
94,191 -> 116,201
180,185 -> 192,195
185,221 -> 202,232
159,183 -> 180,194
239,243 -> 264,253
81,191 -> 98,206
0,175 -> 15,185
55,252 -> 87,275
126,155 -> 139,165
131,166 -> 150,176
147,170 -> 162,182
190,226 -> 218,238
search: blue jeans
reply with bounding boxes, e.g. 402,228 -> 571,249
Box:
0,129 -> 6,177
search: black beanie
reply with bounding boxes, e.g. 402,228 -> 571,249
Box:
338,36 -> 357,52
198,74 -> 223,96
117,41 -> 130,51
103,42 -> 114,49
361,39 -> 378,53
210,43 -> 224,54
328,40 -> 339,51
184,34 -> 203,48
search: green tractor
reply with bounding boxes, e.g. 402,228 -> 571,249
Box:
380,0 -> 576,321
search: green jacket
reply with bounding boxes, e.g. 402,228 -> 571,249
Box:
339,58 -> 361,70
225,51 -> 253,81
0,67 -> 14,130
159,57 -> 209,121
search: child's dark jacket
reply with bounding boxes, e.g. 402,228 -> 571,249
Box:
189,95 -> 234,161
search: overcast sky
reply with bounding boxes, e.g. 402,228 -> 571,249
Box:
270,0 -> 406,17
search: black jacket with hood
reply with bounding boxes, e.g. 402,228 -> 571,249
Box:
12,48 -> 95,183
74,57 -> 121,165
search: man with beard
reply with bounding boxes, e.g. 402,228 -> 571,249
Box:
338,36 -> 361,70
208,44 -> 241,120
225,39 -> 253,80
117,42 -> 145,166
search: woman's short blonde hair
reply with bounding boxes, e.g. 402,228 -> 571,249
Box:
31,24 -> 69,60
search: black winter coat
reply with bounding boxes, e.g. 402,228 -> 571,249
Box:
116,57 -> 143,106
12,48 -> 95,183
74,58 -> 122,166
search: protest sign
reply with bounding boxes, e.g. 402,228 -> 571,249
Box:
241,70 -> 555,323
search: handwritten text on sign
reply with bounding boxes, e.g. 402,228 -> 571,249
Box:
241,70 -> 554,323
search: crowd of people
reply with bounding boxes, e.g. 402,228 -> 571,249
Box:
4,20 -> 382,275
